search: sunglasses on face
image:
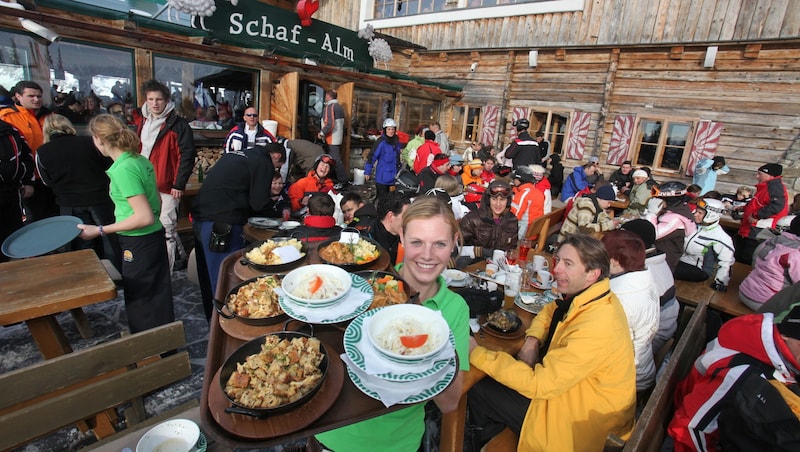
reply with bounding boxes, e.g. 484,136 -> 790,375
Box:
244,113 -> 258,117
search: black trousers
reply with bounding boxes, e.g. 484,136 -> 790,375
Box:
61,203 -> 121,272
23,180 -> 59,223
119,230 -> 174,334
674,261 -> 709,282
467,376 -> 531,447
0,189 -> 23,262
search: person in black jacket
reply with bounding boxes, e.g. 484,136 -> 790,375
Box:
505,118 -> 540,170
547,153 -> 565,198
0,118 -> 34,262
608,160 -> 634,194
363,191 -> 411,265
191,143 -> 281,320
37,114 -> 120,268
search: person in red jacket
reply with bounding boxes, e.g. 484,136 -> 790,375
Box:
133,79 -> 196,271
288,153 -> 336,214
412,129 -> 440,174
736,163 -> 788,264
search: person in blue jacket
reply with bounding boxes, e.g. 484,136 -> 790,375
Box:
364,118 -> 402,196
693,156 -> 729,196
561,161 -> 599,201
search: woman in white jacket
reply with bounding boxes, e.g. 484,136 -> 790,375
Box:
602,229 -> 660,391
674,198 -> 735,292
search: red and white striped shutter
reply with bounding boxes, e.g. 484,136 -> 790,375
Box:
566,111 -> 591,160
480,105 -> 499,145
508,107 -> 529,141
607,115 -> 635,165
686,121 -> 723,176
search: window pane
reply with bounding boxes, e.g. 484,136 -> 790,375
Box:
451,106 -> 465,143
154,56 -> 256,129
636,120 -> 662,166
465,107 -> 481,142
549,112 -> 569,155
660,122 -> 691,170
352,88 -> 395,136
400,96 -> 439,135
298,81 -> 324,141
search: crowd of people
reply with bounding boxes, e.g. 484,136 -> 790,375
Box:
4,76 -> 800,450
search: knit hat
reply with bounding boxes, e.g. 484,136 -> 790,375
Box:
777,305 -> 800,340
530,164 -> 545,178
596,185 -> 616,201
467,158 -> 483,170
758,163 -> 782,176
433,153 -> 449,164
589,156 -> 600,164
632,169 -> 648,179
449,154 -> 464,165
621,219 -> 657,249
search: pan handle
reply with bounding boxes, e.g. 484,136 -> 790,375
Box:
283,318 -> 314,336
224,406 -> 269,419
212,297 -> 236,319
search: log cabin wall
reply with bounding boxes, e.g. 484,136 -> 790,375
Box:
318,0 -> 800,196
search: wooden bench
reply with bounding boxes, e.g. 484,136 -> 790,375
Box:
525,207 -> 566,251
0,321 -> 191,451
622,300 -> 709,451
709,262 -> 755,317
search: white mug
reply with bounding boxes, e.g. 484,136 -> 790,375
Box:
504,269 -> 522,297
537,270 -> 553,286
492,249 -> 506,264
533,255 -> 546,271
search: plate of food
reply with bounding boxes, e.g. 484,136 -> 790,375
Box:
279,220 -> 301,230
241,238 -> 308,273
355,271 -> 414,309
248,217 -> 281,229
213,275 -> 287,326
515,291 -> 556,314
442,269 -> 470,287
479,310 -> 524,339
317,232 -> 382,271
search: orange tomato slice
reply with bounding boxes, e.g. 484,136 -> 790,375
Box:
400,334 -> 428,348
309,275 -> 323,294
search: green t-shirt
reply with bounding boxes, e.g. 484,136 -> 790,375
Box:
316,269 -> 470,452
106,152 -> 162,236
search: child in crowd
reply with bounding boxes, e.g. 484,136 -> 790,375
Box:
723,186 -> 753,220
277,192 -> 341,242
462,159 -> 483,187
624,169 -> 651,215
480,157 -> 496,185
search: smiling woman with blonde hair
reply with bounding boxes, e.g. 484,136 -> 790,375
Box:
316,196 -> 470,452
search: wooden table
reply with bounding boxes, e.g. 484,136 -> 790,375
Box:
242,224 -> 278,243
0,249 -> 117,359
610,193 -> 630,210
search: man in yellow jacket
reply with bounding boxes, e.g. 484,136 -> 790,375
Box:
468,234 -> 636,451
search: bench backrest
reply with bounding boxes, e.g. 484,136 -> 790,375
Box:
526,207 -> 566,250
0,321 -> 190,451
623,302 -> 708,452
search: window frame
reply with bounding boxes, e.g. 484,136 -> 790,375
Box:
528,108 -> 571,156
630,116 -> 696,174
451,104 -> 483,144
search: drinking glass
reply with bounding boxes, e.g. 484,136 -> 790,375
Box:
506,248 -> 519,266
518,238 -> 532,263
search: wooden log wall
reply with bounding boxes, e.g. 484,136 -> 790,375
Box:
320,0 -> 800,50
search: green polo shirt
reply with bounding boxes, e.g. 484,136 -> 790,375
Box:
316,268 -> 470,452
106,152 -> 162,236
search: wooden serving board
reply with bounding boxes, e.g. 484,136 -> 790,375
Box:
208,351 -> 344,440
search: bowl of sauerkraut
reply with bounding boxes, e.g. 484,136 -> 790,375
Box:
281,264 -> 352,307
366,305 -> 449,364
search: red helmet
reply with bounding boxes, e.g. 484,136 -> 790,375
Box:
465,183 -> 485,203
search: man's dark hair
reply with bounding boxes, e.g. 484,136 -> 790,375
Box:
483,156 -> 496,164
307,192 -> 335,216
141,79 -> 170,99
557,234 -> 610,280
424,130 -> 436,141
622,160 -> 632,166
264,142 -> 286,164
326,90 -> 337,99
340,191 -> 363,208
535,131 -> 544,138
376,191 -> 411,220
13,81 -> 43,95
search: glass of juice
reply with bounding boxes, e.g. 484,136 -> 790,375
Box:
518,238 -> 532,262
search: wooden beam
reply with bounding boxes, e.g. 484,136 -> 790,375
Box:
743,44 -> 761,59
670,46 -> 684,59
555,48 -> 567,60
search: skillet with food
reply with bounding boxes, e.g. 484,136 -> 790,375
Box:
241,237 -> 309,273
213,275 -> 287,326
317,229 -> 383,271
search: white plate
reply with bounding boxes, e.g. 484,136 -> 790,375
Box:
279,221 -> 301,230
530,280 -> 552,290
248,217 -> 281,229
515,293 -> 555,314
442,269 -> 468,282
345,354 -> 457,405
136,419 -> 200,452
279,273 -> 373,324
343,308 -> 456,382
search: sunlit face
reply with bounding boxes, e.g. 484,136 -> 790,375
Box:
341,200 -> 361,223
385,203 -> 409,235
430,124 -> 440,133
244,107 -> 259,128
436,161 -> 451,173
16,88 -> 42,110
489,195 -> 507,218
598,199 -> 612,210
385,126 -> 396,137
270,178 -> 284,196
400,215 -> 457,291
693,208 -> 706,224
633,176 -> 647,185
471,142 -> 481,151
757,171 -> 771,184
552,243 -> 600,296
315,161 -> 331,178
145,91 -> 167,115
621,163 -> 632,174
483,160 -> 495,172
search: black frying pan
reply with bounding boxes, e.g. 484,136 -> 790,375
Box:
219,321 -> 329,418
213,275 -> 288,326
317,229 -> 384,271
241,237 -> 309,273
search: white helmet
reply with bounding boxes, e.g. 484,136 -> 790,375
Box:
776,215 -> 797,233
697,198 -> 726,225
382,118 -> 397,128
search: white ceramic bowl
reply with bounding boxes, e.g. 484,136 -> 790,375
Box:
279,220 -> 301,230
366,304 -> 449,364
282,264 -> 352,307
136,419 -> 200,452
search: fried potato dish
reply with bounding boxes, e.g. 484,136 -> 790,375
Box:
227,276 -> 283,318
245,239 -> 304,265
225,336 -> 324,409
319,240 -> 379,265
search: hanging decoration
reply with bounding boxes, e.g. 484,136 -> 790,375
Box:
297,0 -> 320,27
167,0 -> 239,30
358,24 -> 392,68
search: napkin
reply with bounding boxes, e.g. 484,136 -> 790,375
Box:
360,314 -> 455,375
274,287 -> 371,322
272,245 -> 301,263
342,353 -> 452,407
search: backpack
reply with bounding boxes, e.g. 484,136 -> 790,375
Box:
0,125 -> 27,186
